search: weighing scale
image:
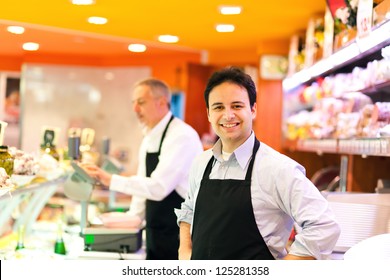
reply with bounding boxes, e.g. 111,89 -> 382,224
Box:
64,137 -> 143,254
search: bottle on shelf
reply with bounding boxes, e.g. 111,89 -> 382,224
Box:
54,220 -> 66,255
15,225 -> 25,251
0,121 -> 14,175
40,127 -> 60,161
0,145 -> 14,176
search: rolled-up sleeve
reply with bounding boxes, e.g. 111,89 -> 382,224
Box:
175,153 -> 205,227
174,205 -> 193,225
175,176 -> 195,226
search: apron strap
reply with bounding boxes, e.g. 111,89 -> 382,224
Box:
245,138 -> 260,181
157,115 -> 175,154
202,137 -> 260,181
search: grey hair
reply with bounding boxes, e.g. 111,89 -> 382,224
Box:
134,78 -> 171,104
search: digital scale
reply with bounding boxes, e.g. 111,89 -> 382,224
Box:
82,227 -> 143,253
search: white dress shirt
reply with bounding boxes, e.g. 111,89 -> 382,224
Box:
175,132 -> 341,260
110,112 -> 203,220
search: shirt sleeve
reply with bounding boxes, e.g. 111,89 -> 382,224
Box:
175,152 -> 205,227
110,126 -> 202,201
276,162 -> 341,260
109,174 -> 166,200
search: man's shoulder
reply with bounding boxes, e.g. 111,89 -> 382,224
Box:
170,118 -> 200,136
193,149 -> 213,166
164,118 -> 203,150
190,149 -> 213,174
258,142 -> 300,167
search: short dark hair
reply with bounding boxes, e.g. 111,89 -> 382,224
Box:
204,67 -> 257,108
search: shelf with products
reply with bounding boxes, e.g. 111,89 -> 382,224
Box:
283,19 -> 390,92
283,21 -> 390,151
282,19 -> 390,193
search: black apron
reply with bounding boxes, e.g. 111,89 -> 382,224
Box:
145,115 -> 183,260
191,138 -> 275,260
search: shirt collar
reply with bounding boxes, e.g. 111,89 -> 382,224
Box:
144,111 -> 172,137
212,132 -> 255,169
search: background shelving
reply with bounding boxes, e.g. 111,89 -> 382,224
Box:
282,19 -> 390,193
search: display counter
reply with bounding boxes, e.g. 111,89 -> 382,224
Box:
0,173 -> 146,260
0,222 -> 146,260
0,174 -> 68,236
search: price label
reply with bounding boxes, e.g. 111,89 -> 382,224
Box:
357,0 -> 373,38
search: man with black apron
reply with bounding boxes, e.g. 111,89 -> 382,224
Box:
176,67 -> 340,260
145,115 -> 184,260
80,78 -> 203,260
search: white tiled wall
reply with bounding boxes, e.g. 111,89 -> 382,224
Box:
20,64 -> 151,173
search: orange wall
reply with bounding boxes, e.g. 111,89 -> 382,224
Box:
254,79 -> 284,151
256,39 -> 290,56
208,49 -> 259,66
0,56 -> 24,72
253,39 -> 288,151
0,52 -> 201,90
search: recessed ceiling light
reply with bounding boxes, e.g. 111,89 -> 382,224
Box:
71,0 -> 95,5
216,24 -> 235,33
7,26 -> 25,34
219,6 -> 242,15
87,16 -> 108,25
128,44 -> 147,53
23,42 -> 40,51
158,35 -> 179,43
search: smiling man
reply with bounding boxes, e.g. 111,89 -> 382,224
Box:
175,67 -> 340,260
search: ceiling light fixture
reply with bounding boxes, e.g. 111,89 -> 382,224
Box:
7,26 -> 25,34
158,35 -> 179,43
216,24 -> 235,33
71,0 -> 95,5
87,16 -> 108,25
128,44 -> 147,53
22,42 -> 40,51
219,6 -> 242,15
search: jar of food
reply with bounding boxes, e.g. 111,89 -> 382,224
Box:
41,144 -> 60,161
0,145 -> 14,175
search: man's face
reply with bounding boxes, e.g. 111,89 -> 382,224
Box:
207,82 -> 256,152
132,85 -> 163,129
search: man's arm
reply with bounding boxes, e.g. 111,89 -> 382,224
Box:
80,163 -> 112,187
277,164 -> 341,260
178,222 -> 192,260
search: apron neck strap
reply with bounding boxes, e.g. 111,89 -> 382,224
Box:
245,138 -> 260,181
158,114 -> 174,153
203,137 -> 260,181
